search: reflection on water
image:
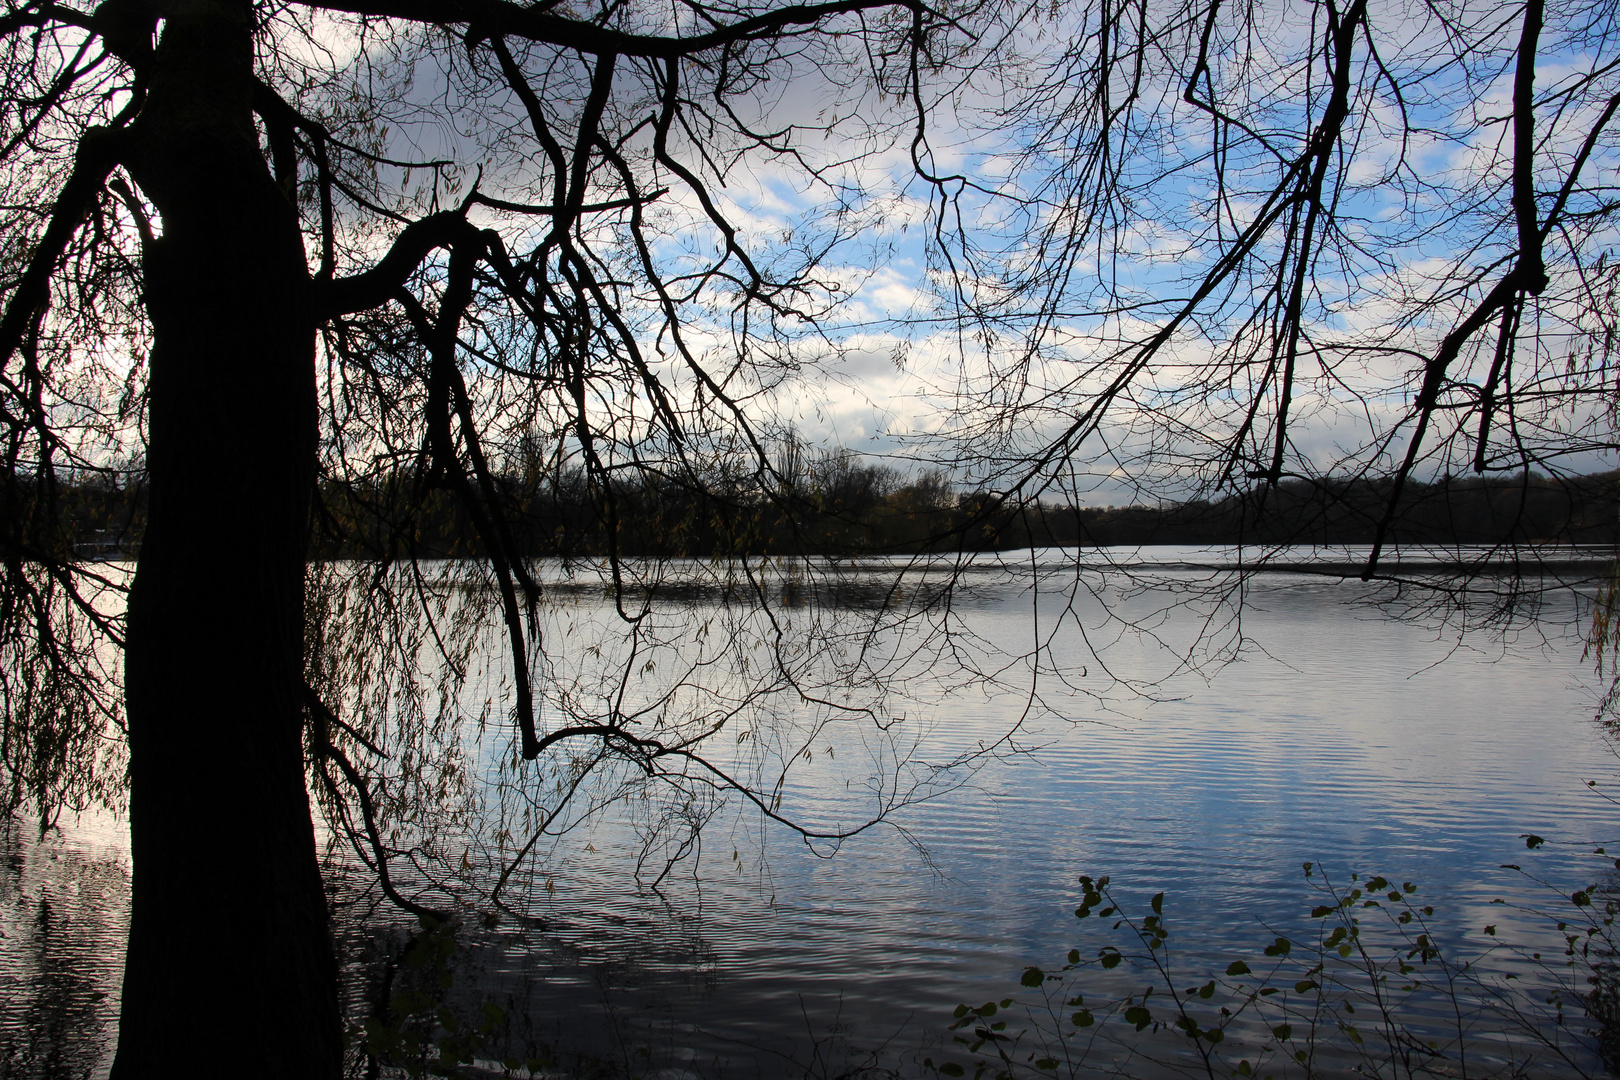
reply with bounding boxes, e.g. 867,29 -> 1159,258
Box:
0,814 -> 128,1080
3,554 -> 1618,1077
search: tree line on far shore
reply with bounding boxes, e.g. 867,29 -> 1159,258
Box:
30,456 -> 1620,561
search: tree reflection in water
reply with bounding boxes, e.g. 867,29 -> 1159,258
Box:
0,814 -> 128,1080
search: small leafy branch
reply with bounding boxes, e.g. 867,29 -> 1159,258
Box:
925,864 -> 1615,1080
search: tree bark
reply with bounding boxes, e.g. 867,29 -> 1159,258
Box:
109,0 -> 340,1073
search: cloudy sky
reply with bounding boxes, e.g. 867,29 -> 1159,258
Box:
279,0 -> 1620,507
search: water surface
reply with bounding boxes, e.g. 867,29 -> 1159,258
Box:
2,549 -> 1615,1077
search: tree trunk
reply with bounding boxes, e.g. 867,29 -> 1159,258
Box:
109,0 -> 340,1074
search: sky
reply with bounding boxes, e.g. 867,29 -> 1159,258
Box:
256,0 -> 1620,507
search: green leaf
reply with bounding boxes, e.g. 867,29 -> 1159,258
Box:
940,1063 -> 965,1077
1072,1010 -> 1095,1028
1124,1005 -> 1152,1031
1021,967 -> 1045,988
1273,1024 -> 1293,1041
1264,937 -> 1292,957
1294,980 -> 1318,993
1152,892 -> 1164,914
954,1004 -> 969,1019
1226,960 -> 1251,976
1526,835 -> 1546,849
1100,950 -> 1123,970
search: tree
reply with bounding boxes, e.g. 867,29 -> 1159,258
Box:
0,0 -> 970,1073
7,0 -> 1620,1072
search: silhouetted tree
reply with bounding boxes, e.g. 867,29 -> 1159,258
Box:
0,0 -> 968,1073
8,0 -> 1620,1072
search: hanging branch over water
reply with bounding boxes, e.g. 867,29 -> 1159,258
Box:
0,0 -> 999,1070
5,0 -> 1620,1070
920,0 -> 1620,585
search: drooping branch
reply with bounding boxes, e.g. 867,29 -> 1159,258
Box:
300,0 -> 926,59
525,723 -> 893,843
305,684 -> 447,920
1364,0 -> 1547,577
317,209 -> 478,318
0,125 -> 124,380
1539,90 -> 1620,240
1511,0 -> 1547,297
392,237 -> 543,759
1472,296 -> 1523,475
1262,0 -> 1367,487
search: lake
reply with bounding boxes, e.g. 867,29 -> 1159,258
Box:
3,548 -> 1618,1078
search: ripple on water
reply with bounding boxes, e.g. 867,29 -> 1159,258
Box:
0,812 -> 129,1080
3,570 -> 1617,1077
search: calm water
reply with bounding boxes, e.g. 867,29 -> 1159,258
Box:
3,549 -> 1617,1077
